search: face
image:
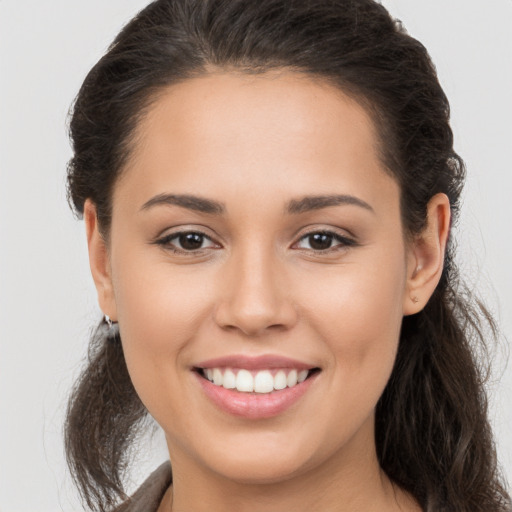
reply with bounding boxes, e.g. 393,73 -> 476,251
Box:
92,71 -> 420,484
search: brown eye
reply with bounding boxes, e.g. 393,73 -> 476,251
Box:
295,231 -> 356,252
308,233 -> 334,250
155,231 -> 217,252
178,232 -> 205,250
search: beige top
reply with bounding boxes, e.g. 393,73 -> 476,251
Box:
114,462 -> 172,512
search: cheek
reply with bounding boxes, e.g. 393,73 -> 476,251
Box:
114,240 -> 215,333
111,252 -> 216,409
296,247 -> 406,392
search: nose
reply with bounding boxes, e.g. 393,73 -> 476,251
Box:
213,246 -> 298,337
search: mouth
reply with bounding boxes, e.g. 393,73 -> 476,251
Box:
194,366 -> 321,394
192,356 -> 321,419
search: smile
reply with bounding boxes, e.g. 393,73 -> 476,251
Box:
193,355 -> 321,419
201,367 -> 311,394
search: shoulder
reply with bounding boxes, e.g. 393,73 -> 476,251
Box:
114,462 -> 172,512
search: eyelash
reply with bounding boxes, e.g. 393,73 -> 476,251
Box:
294,231 -> 357,252
153,229 -> 358,255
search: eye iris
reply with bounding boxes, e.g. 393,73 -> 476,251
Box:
309,233 -> 333,250
179,233 -> 204,250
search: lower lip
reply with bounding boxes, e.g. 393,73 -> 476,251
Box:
194,371 -> 319,419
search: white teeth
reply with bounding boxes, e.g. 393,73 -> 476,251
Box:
222,369 -> 236,389
287,369 -> 298,387
274,370 -> 287,390
254,371 -> 274,393
298,370 -> 308,383
213,368 -> 223,386
236,369 -> 254,392
202,367 -> 312,393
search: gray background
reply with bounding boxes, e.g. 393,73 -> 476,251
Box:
1,1 -> 511,510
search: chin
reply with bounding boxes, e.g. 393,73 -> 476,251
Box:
209,454 -> 313,485
188,430 -> 327,485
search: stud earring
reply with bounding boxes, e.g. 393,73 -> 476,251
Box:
104,315 -> 119,336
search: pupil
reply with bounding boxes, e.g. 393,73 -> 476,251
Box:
309,233 -> 333,250
179,233 -> 203,250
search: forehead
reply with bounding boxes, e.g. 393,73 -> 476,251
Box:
115,70 -> 398,216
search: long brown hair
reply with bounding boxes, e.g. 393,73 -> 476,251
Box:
65,1 -> 511,510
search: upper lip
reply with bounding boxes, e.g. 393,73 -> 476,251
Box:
194,354 -> 318,371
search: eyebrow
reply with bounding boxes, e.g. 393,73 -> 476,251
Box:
140,193 -> 374,216
140,193 -> 225,215
286,194 -> 374,215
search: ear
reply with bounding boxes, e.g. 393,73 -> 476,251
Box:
84,199 -> 118,321
403,193 -> 451,316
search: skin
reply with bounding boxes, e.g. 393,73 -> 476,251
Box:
85,70 -> 450,511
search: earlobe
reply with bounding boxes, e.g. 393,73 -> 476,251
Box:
84,199 -> 118,321
403,193 -> 451,316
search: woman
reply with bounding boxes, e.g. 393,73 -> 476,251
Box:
64,0 -> 511,511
